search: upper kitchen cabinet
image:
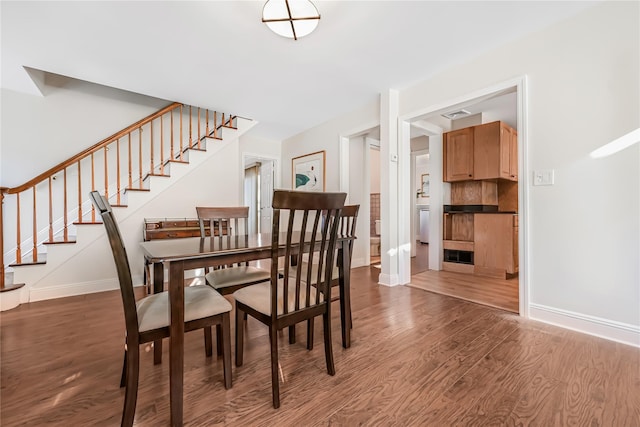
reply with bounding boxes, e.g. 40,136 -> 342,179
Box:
474,121 -> 517,181
443,127 -> 474,181
443,121 -> 518,182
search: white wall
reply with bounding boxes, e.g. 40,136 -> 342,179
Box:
369,147 -> 380,194
282,101 -> 379,192
281,1 -> 639,345
348,136 -> 368,267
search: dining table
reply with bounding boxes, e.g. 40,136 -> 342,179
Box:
139,232 -> 354,427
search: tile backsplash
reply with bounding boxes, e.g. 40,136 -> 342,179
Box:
370,193 -> 380,235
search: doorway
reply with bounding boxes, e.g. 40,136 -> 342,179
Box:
243,157 -> 276,235
400,79 -> 526,315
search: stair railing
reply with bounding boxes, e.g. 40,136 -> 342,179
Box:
0,102 -> 237,288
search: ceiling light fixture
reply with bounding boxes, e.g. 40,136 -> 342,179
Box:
262,0 -> 321,41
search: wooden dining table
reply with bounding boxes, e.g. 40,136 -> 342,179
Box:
139,232 -> 354,427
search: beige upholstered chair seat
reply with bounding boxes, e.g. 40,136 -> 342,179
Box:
233,281 -> 323,316
205,266 -> 272,292
137,285 -> 232,333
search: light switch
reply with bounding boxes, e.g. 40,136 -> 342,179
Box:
533,169 -> 554,186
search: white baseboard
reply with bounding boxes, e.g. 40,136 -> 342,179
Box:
529,303 -> 640,348
29,275 -> 145,302
378,273 -> 401,287
351,257 -> 367,269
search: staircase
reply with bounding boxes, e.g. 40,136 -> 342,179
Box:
1,102 -> 255,309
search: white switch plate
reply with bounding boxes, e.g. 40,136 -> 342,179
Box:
533,169 -> 554,186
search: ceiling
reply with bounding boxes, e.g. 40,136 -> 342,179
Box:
1,1 -> 599,141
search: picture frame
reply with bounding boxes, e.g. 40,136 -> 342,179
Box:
292,150 -> 325,192
421,173 -> 430,197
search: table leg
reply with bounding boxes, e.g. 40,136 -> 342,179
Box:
153,261 -> 164,364
169,261 -> 185,427
339,242 -> 352,348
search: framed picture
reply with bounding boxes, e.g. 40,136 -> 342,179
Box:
292,150 -> 325,192
421,173 -> 430,197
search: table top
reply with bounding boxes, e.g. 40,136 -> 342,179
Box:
140,232 -> 354,263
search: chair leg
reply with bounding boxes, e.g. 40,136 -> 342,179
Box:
288,324 -> 296,344
122,346 -> 140,427
221,314 -> 232,389
204,326 -> 213,357
269,325 -> 280,409
119,349 -> 127,388
322,312 -> 336,376
216,324 -> 223,357
306,318 -> 314,350
235,306 -> 244,367
153,339 -> 162,365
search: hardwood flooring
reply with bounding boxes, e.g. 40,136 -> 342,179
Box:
409,241 -> 519,313
1,266 -> 638,426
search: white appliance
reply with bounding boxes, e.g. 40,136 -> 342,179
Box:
419,209 -> 429,244
371,220 -> 381,256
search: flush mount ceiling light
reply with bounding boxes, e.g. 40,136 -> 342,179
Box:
262,0 -> 321,40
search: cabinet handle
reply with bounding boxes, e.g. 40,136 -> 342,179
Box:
468,174 -> 472,177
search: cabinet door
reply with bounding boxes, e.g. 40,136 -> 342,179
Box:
474,214 -> 516,278
474,121 -> 517,181
444,127 -> 474,182
499,124 -> 512,179
509,130 -> 518,180
473,121 -> 501,180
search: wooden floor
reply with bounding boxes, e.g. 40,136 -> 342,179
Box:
2,266 -> 638,426
409,242 -> 519,313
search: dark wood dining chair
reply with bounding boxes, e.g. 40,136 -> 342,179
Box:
278,204 -> 359,349
196,206 -> 271,295
233,190 -> 346,408
89,191 -> 233,427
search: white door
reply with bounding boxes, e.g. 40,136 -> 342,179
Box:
259,160 -> 275,233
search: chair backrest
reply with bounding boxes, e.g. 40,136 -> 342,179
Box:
337,204 -> 359,258
196,206 -> 248,237
196,206 -> 250,266
89,191 -> 139,340
271,190 -> 346,322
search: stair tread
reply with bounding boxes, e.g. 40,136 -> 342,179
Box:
10,255 -> 47,267
0,283 -> 26,293
43,238 -> 77,244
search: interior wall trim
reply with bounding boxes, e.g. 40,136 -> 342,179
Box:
529,303 -> 640,348
29,275 -> 144,302
378,272 -> 400,287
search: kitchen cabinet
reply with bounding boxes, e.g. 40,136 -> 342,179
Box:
443,127 -> 474,182
442,212 -> 518,278
473,213 -> 518,278
443,121 -> 517,182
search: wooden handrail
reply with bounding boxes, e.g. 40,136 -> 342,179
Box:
3,102 -> 181,195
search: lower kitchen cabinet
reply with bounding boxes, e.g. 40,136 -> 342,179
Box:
473,213 -> 518,278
